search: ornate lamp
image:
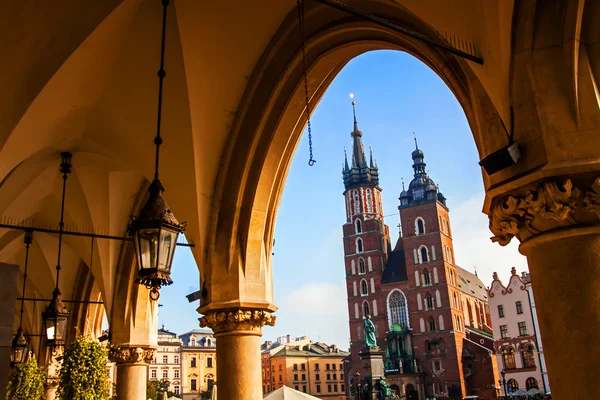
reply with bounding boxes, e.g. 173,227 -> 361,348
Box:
128,0 -> 185,301
11,232 -> 33,366
42,153 -> 72,347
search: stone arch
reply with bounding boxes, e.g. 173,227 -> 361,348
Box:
203,2 -> 506,315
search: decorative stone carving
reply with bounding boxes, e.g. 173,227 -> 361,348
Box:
199,309 -> 276,334
108,345 -> 155,364
489,177 -> 600,245
493,335 -> 536,353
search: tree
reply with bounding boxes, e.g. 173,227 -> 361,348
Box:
6,357 -> 46,400
147,379 -> 172,400
56,334 -> 109,400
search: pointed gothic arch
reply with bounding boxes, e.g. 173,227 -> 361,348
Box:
356,237 -> 364,253
362,300 -> 370,317
387,289 -> 409,328
355,218 -> 362,234
358,258 -> 366,274
360,279 -> 368,296
415,217 -> 426,235
419,245 -> 429,263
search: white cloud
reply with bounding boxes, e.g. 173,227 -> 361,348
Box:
450,193 -> 528,287
263,282 -> 350,350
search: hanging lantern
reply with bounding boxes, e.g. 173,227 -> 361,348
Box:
129,179 -> 185,300
42,288 -> 70,346
129,0 -> 185,300
10,327 -> 29,366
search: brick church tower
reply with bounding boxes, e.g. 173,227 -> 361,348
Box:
341,102 -> 391,375
397,139 -> 468,397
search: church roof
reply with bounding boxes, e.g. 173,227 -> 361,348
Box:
381,249 -> 408,284
456,266 -> 488,301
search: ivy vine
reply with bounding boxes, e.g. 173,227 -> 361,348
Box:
6,357 -> 46,400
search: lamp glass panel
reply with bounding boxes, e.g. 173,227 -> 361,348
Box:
135,228 -> 159,271
11,345 -> 26,364
158,228 -> 178,273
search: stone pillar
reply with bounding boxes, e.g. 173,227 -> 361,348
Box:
489,176 -> 600,400
0,263 -> 18,399
200,309 -> 275,400
108,345 -> 155,400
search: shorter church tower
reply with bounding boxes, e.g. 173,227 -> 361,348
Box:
341,101 -> 391,379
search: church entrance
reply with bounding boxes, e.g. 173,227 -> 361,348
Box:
406,384 -> 418,400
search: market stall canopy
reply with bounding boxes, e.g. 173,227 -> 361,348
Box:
264,386 -> 321,400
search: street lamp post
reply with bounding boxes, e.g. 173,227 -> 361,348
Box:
500,369 -> 507,398
355,371 -> 361,400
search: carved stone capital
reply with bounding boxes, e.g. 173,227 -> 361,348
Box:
489,176 -> 600,245
199,308 -> 276,335
108,345 -> 155,365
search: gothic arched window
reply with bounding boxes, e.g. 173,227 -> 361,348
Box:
526,377 -> 538,390
388,290 -> 408,328
420,246 -> 429,263
363,301 -> 370,317
523,345 -> 536,367
353,191 -> 360,214
355,219 -> 362,234
356,238 -> 364,253
361,280 -> 368,296
359,258 -> 366,274
428,316 -> 436,332
423,269 -> 431,285
366,190 -> 373,213
416,218 -> 425,235
426,292 -> 434,310
503,347 -> 516,369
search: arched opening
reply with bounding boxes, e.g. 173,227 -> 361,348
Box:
359,258 -> 366,274
420,246 -> 429,263
387,289 -> 409,328
361,279 -> 368,296
526,377 -> 539,390
363,301 -> 370,317
356,238 -> 364,253
503,347 -> 516,369
522,344 -> 536,368
423,268 -> 431,285
355,219 -> 362,234
416,217 -> 425,235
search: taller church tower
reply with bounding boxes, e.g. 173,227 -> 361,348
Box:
341,102 -> 391,374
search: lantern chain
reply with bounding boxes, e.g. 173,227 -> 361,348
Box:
154,0 -> 170,181
55,154 -> 72,291
296,0 -> 316,166
19,231 -> 32,329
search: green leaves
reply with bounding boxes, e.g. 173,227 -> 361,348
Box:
6,357 -> 46,400
57,334 -> 109,400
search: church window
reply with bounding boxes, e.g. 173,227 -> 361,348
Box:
523,345 -> 536,367
355,219 -> 362,233
351,260 -> 356,275
526,377 -> 538,390
419,318 -> 425,333
388,290 -> 409,328
416,293 -> 422,310
426,293 -> 434,310
503,347 -> 516,369
354,303 -> 359,319
358,258 -> 366,274
423,269 -> 431,285
516,301 -> 523,314
438,315 -> 445,330
434,361 -> 441,372
366,190 -> 373,213
370,278 -> 375,293
353,281 -> 357,296
354,191 -> 360,214
361,280 -> 368,296
356,238 -> 363,253
367,256 -> 372,271
433,266 -> 438,283
428,317 -> 436,332
416,218 -> 425,235
420,246 -> 429,263
415,270 -> 421,286
435,290 -> 441,308
363,301 -> 370,317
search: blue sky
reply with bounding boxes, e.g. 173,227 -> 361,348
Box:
157,50 -> 528,348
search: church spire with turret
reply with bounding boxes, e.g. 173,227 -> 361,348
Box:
342,100 -> 380,190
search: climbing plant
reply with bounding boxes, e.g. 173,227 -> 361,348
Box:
6,357 -> 45,400
56,334 -> 109,400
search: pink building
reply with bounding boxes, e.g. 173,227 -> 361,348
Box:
488,268 -> 550,396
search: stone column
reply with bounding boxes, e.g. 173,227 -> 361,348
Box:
200,309 -> 275,400
489,176 -> 600,399
108,345 -> 155,399
0,263 -> 18,399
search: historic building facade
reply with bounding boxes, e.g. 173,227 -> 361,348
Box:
261,335 -> 311,395
267,341 -> 349,399
342,107 -> 499,399
180,329 -> 217,399
488,269 -> 550,396
149,327 -> 183,396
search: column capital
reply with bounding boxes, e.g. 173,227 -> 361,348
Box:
489,176 -> 600,246
199,308 -> 276,336
108,345 -> 155,365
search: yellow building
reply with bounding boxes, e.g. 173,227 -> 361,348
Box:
180,330 -> 217,400
267,342 -> 349,400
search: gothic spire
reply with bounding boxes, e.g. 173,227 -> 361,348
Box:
369,146 -> 374,168
351,101 -> 367,168
344,149 -> 350,172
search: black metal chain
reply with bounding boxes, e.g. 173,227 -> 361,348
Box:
154,0 -> 170,180
296,0 -> 316,166
19,231 -> 33,328
55,157 -> 71,291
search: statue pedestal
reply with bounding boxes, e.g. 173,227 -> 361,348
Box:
358,346 -> 386,400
